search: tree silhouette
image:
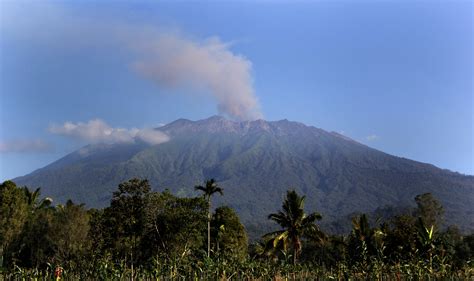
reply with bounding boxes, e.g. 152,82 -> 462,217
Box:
211,206 -> 248,261
110,178 -> 150,279
195,179 -> 223,257
22,187 -> 52,211
264,190 -> 323,265
415,193 -> 444,231
348,214 -> 385,266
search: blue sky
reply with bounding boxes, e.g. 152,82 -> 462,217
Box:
0,0 -> 472,180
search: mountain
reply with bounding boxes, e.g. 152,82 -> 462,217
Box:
14,116 -> 474,236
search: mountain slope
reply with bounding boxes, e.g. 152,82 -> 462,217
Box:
14,116 -> 474,234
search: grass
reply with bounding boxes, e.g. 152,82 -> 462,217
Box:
1,258 -> 473,280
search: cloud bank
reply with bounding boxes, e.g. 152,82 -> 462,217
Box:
49,119 -> 169,145
0,139 -> 53,153
132,34 -> 262,121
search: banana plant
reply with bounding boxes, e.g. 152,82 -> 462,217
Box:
416,218 -> 436,273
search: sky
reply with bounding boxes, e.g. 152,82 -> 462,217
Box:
0,0 -> 472,180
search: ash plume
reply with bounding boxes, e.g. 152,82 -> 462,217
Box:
1,3 -> 263,120
131,34 -> 263,121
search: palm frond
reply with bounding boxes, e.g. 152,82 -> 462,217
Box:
194,185 -> 206,192
195,179 -> 224,196
262,230 -> 285,239
264,189 -> 323,264
302,212 -> 322,225
213,186 -> 224,196
273,231 -> 289,249
268,212 -> 291,228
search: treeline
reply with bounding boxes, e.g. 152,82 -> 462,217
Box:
0,178 -> 473,279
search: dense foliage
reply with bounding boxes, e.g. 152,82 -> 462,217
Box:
1,179 -> 473,279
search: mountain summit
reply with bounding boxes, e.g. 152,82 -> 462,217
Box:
14,116 -> 474,234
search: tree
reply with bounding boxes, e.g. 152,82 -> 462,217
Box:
106,178 -> 150,277
211,206 -> 248,261
22,187 -> 52,210
13,203 -> 56,268
347,214 -> 386,267
264,190 -> 323,265
414,193 -> 444,231
143,190 -> 207,261
194,179 -> 223,257
49,200 -> 90,269
1,181 -> 58,269
0,181 -> 29,267
385,213 -> 418,261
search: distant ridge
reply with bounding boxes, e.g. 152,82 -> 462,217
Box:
14,116 -> 474,235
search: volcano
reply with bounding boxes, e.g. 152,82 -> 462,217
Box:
14,116 -> 474,235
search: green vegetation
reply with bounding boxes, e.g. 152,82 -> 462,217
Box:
1,179 -> 473,280
195,178 -> 224,258
14,117 -> 474,236
263,190 -> 324,265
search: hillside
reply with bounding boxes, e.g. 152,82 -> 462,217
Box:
14,116 -> 474,235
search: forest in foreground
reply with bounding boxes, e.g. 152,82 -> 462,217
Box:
1,178 -> 473,280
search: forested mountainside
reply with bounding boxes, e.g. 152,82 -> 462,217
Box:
15,116 -> 474,235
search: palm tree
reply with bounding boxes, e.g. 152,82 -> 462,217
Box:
349,214 -> 386,265
264,189 -> 323,265
195,178 -> 223,257
23,187 -> 40,206
22,187 -> 52,211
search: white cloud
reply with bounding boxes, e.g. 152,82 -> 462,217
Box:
0,139 -> 53,153
49,119 -> 169,145
135,128 -> 170,145
365,134 -> 380,141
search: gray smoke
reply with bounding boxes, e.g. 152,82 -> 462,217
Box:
1,3 -> 263,120
131,34 -> 263,121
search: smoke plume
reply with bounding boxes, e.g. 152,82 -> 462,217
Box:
131,34 -> 263,121
1,3 -> 263,120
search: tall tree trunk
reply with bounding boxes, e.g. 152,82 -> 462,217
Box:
131,250 -> 134,281
293,249 -> 297,265
0,246 -> 3,268
293,237 -> 301,265
208,197 -> 211,258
